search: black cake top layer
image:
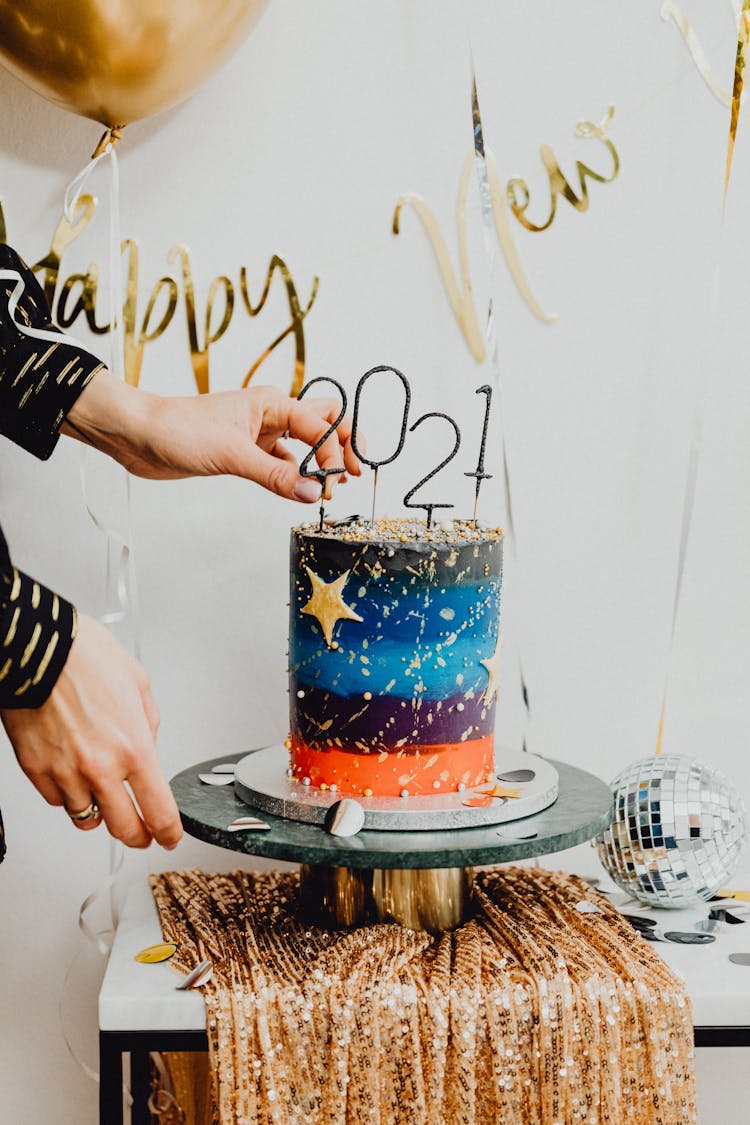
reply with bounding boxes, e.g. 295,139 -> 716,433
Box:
288,518 -> 504,750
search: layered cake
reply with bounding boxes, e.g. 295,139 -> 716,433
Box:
287,517 -> 503,797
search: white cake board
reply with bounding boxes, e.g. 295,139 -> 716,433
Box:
234,747 -> 558,832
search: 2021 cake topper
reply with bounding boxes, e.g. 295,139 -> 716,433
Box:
297,375 -> 348,531
351,365 -> 411,526
297,365 -> 494,530
464,385 -> 494,524
402,411 -> 461,528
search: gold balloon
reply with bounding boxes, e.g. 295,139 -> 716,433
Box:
0,0 -> 268,127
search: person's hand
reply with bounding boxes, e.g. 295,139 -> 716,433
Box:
1,613 -> 182,850
62,375 -> 363,500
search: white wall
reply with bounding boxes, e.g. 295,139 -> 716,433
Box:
0,2 -> 749,1120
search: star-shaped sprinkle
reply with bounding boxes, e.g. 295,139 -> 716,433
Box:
302,567 -> 363,647
480,635 -> 502,704
476,783 -> 522,800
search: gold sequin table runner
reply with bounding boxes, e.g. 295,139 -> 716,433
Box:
150,867 -> 696,1125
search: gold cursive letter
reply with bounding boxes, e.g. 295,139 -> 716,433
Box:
32,194 -> 98,310
168,245 -> 235,395
240,256 -> 318,397
507,107 -> 619,232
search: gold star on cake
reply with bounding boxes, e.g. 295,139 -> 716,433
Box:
480,635 -> 502,704
302,567 -> 363,647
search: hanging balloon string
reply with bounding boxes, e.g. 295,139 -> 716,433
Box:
653,368 -> 711,755
59,130 -> 141,1099
468,64 -> 532,751
654,3 -> 747,754
63,129 -> 135,920
58,849 -> 131,1104
63,126 -> 140,647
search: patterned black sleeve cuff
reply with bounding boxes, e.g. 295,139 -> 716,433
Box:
0,566 -> 76,709
0,243 -> 104,460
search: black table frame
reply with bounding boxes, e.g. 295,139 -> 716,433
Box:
99,1025 -> 750,1125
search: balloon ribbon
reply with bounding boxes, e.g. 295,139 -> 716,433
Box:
468,65 -> 532,751
725,0 -> 750,201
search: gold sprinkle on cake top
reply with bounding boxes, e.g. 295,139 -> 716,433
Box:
294,516 -> 503,546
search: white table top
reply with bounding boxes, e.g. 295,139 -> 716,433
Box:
99,874 -> 750,1033
99,879 -> 205,1032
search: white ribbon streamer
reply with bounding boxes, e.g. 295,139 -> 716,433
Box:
53,139 -> 140,1091
0,268 -> 88,353
468,62 -> 533,753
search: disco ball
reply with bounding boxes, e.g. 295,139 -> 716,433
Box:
596,755 -> 747,908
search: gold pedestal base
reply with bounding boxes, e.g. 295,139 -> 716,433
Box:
299,865 -> 474,933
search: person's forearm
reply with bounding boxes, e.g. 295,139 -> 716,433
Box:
61,368 -> 162,465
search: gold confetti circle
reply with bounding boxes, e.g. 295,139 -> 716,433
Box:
135,942 -> 178,964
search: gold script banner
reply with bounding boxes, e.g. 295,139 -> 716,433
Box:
1,108 -> 618,389
0,195 -> 318,397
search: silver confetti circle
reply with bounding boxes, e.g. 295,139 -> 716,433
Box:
324,798 -> 365,838
596,754 -> 747,908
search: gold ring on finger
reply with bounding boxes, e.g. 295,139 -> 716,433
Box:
67,801 -> 101,824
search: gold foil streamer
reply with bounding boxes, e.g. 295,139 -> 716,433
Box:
726,0 -> 750,199
151,867 -> 696,1125
393,109 -> 619,352
661,1 -> 735,108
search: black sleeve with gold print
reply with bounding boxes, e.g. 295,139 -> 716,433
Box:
0,242 -> 104,458
0,244 -> 104,862
0,240 -> 97,711
0,526 -> 77,862
0,526 -> 77,710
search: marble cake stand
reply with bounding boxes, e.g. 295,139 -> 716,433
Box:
171,753 -> 613,933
